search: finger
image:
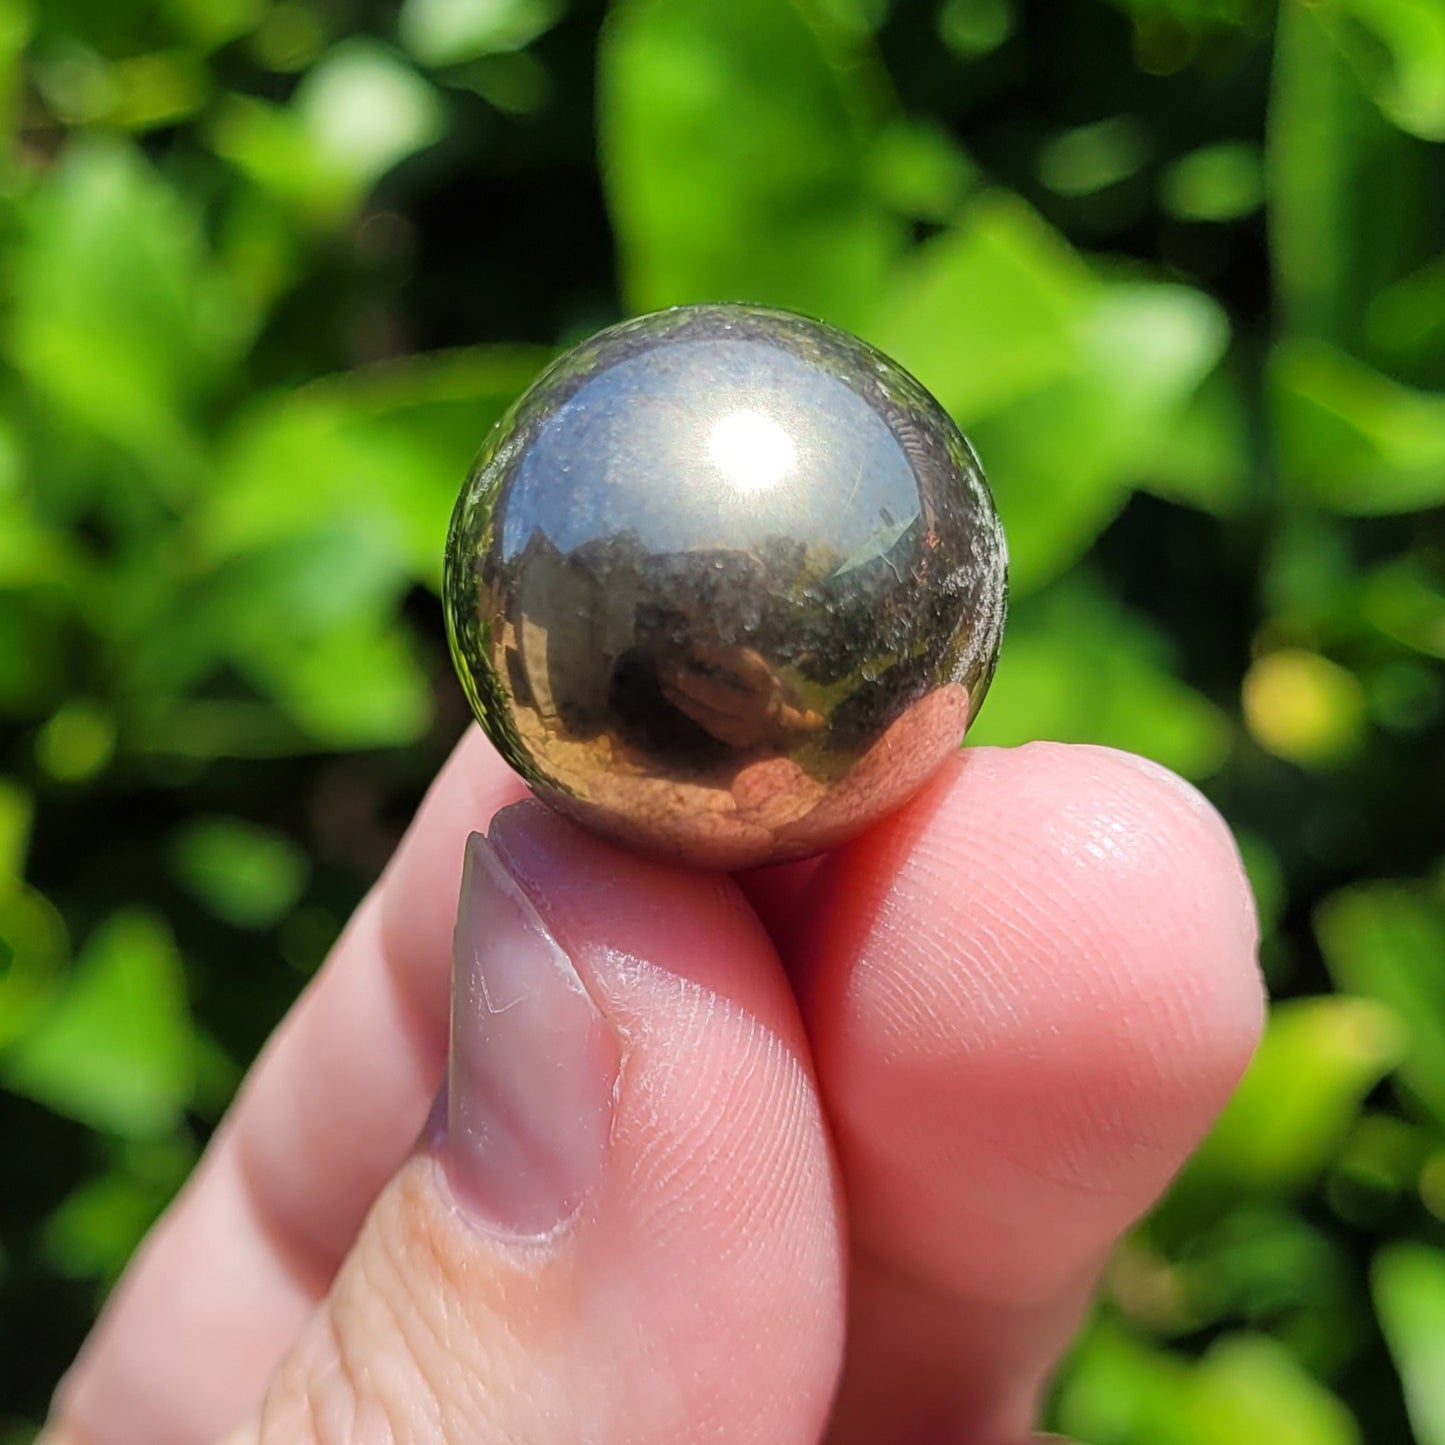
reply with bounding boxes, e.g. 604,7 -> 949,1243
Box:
50,728 -> 528,1445
778,743 -> 1264,1444
225,804 -> 843,1445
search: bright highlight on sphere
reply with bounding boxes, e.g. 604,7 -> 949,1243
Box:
707,409 -> 797,494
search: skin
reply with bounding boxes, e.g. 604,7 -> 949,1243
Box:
42,729 -> 1264,1445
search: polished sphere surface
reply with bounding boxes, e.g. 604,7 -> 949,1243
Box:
444,304 -> 1007,868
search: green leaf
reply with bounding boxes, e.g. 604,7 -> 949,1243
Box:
35,702 -> 116,784
873,195 -> 1084,423
209,93 -> 340,221
876,198 -> 1229,590
1268,0 -> 1436,346
1058,1327 -> 1359,1445
296,40 -> 446,192
128,524 -> 431,750
1273,340 -> 1445,514
1364,557 -> 1445,659
8,139 -> 233,477
599,0 -> 904,328
937,0 -> 1015,55
865,119 -> 976,224
0,0 -> 32,140
1053,1322 -> 1194,1445
1316,883 -> 1445,1129
203,348 -> 546,586
1183,1335 -> 1362,1445
967,576 -> 1232,780
0,882 -> 67,1051
1187,997 -> 1407,1194
42,1139 -> 193,1284
1160,141 -> 1265,222
976,280 -> 1226,590
211,42 -> 445,223
171,817 -> 308,930
1038,116 -> 1149,198
158,346 -> 535,745
1140,363 -> 1254,515
0,776 -> 31,885
2,911 -> 195,1139
160,0 -> 265,52
152,344 -> 532,737
400,0 -> 565,65
1327,0 -> 1445,142
1374,1243 -> 1445,1445
1367,253 -> 1445,378
242,617 -> 432,748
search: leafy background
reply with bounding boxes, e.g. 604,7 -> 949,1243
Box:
1,0 -> 1443,1439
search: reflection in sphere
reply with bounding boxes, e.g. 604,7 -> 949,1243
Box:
444,303 -> 1008,868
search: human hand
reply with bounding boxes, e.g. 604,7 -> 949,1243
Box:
44,731 -> 1263,1445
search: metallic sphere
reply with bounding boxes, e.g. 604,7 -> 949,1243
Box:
444,304 -> 1007,868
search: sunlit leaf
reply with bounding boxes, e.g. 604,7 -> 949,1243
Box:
1373,1244 -> 1445,1445
1326,0 -> 1445,142
130,525 -> 432,751
978,287 -> 1229,591
171,818 -> 309,930
203,348 -> 545,586
878,199 -> 1229,590
241,617 -> 432,748
2,912 -> 194,1138
599,0 -> 904,328
1056,1325 -> 1359,1445
1184,1334 -> 1362,1445
1188,997 -> 1407,1194
400,0 -> 565,65
212,42 -> 444,222
1317,883 -> 1445,1129
1054,1322 -> 1193,1445
209,93 -> 341,221
296,40 -> 445,190
8,139 -> 233,477
874,195 -> 1084,422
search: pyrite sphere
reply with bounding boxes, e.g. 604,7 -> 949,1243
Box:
444,304 -> 1007,868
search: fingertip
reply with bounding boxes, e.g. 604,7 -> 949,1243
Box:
796,741 -> 1265,1303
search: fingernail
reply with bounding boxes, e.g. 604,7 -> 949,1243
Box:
444,831 -> 619,1238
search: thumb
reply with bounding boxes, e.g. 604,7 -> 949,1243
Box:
225,803 -> 843,1444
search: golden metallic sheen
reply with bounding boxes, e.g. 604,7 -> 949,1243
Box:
444,304 -> 1007,868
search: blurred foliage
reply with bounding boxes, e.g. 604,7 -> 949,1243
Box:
0,0 -> 1441,1438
